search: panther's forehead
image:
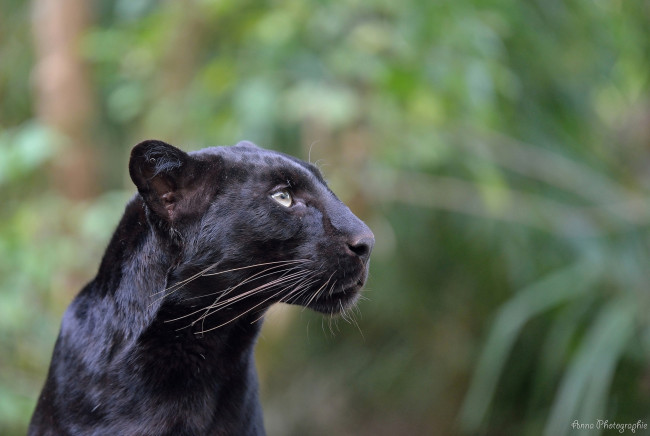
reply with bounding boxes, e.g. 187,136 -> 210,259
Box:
192,141 -> 327,188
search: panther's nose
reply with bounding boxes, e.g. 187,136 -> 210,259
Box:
347,232 -> 375,264
327,195 -> 375,264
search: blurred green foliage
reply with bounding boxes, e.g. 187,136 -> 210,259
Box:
1,0 -> 650,435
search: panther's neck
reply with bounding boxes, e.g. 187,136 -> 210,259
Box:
94,195 -> 264,352
87,197 -> 171,339
63,197 -> 265,432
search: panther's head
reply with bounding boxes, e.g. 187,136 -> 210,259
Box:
129,140 -> 374,329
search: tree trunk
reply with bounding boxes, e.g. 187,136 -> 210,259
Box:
32,0 -> 97,200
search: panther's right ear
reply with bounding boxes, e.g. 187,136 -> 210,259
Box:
129,139 -> 193,223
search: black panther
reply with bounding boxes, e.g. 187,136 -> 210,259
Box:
29,140 -> 374,435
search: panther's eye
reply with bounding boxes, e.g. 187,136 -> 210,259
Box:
271,190 -> 292,207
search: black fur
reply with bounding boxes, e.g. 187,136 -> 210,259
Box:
29,140 -> 374,436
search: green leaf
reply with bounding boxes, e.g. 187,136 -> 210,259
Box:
460,257 -> 602,432
544,298 -> 637,436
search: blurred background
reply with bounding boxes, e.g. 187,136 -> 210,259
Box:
1,0 -> 650,435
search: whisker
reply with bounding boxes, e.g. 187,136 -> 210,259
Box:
279,275 -> 322,306
249,274 -> 321,325
328,315 -> 335,336
339,301 -> 351,324
203,270 -> 311,311
168,269 -> 311,325
201,259 -> 309,277
188,269 -> 316,327
183,262 -> 306,303
353,304 -> 363,319
152,259 -> 310,306
351,310 -> 365,341
302,274 -> 335,311
212,271 -> 322,328
148,262 -> 221,307
328,278 -> 338,297
197,273 -> 319,334
282,284 -> 313,305
195,261 -> 311,311
175,274 -> 308,332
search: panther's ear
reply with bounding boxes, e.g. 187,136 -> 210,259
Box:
129,139 -> 193,222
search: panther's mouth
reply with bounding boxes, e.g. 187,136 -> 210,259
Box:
335,278 -> 366,296
306,276 -> 366,314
